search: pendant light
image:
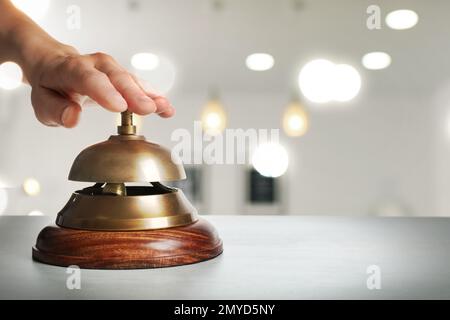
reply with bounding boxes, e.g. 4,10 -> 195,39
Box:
201,90 -> 227,136
282,96 -> 309,137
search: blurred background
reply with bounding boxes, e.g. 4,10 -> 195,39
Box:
1,0 -> 450,217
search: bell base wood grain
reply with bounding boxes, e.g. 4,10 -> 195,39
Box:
32,218 -> 223,269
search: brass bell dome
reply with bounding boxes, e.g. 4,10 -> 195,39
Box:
55,111 -> 197,231
69,111 -> 185,183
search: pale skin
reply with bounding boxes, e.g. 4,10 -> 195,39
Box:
0,0 -> 174,128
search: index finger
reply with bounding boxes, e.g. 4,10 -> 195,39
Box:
55,60 -> 128,112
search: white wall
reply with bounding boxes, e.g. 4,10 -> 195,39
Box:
0,86 -> 437,217
432,81 -> 450,216
0,0 -> 445,217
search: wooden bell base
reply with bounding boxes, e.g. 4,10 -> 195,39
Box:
32,218 -> 223,269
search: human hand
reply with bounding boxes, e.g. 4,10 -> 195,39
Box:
0,0 -> 174,128
27,47 -> 174,128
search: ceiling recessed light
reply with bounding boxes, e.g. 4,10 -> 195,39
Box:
131,52 -> 160,71
386,9 -> 418,30
298,59 -> 361,103
362,52 -> 391,70
298,59 -> 335,103
133,55 -> 176,94
245,53 -> 274,71
332,64 -> 361,102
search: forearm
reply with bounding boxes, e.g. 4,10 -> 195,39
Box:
0,0 -> 76,82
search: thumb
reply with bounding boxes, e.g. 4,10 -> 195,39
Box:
31,87 -> 81,128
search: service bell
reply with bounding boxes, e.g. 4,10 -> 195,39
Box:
33,111 -> 223,269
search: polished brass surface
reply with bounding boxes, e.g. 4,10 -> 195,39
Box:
102,183 -> 127,196
61,111 -> 195,231
69,110 -> 185,182
68,134 -> 186,182
117,111 -> 136,135
56,186 -> 198,231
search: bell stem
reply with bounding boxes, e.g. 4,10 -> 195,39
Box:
122,110 -> 133,126
118,110 -> 136,135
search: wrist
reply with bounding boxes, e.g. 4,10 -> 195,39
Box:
9,21 -> 78,84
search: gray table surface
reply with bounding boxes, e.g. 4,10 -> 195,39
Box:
0,215 -> 449,299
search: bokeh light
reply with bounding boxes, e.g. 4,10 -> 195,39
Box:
283,101 -> 309,137
386,9 -> 418,30
298,59 -> 361,103
362,52 -> 392,70
133,55 -> 176,94
201,99 -> 227,136
12,0 -> 50,21
331,64 -> 361,102
245,53 -> 275,71
23,178 -> 41,196
252,143 -> 289,178
28,210 -> 44,216
0,62 -> 23,90
131,52 -> 160,70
